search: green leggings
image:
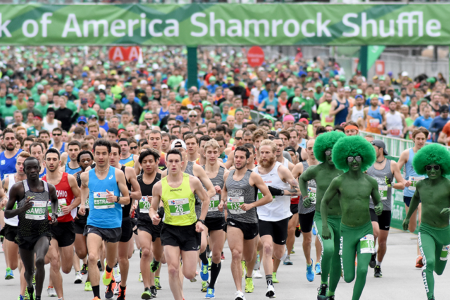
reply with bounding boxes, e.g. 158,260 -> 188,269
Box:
314,212 -> 342,293
418,223 -> 450,300
340,221 -> 374,300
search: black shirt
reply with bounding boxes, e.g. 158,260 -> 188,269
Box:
55,108 -> 77,131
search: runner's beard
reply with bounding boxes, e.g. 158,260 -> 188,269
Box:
260,156 -> 276,168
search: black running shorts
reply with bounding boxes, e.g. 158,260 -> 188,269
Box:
258,218 -> 289,245
227,219 -> 258,240
137,219 -> 162,242
119,217 -> 133,243
161,223 -> 200,251
370,209 -> 392,231
84,225 -> 122,243
51,221 -> 76,248
299,210 -> 315,233
3,224 -> 18,244
205,217 -> 226,233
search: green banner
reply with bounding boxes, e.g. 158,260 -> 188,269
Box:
0,3 -> 448,46
358,45 -> 385,71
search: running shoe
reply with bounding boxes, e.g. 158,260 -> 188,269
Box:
18,295 -> 25,300
241,261 -> 247,278
369,253 -> 376,268
283,255 -> 293,265
92,297 -> 100,300
24,289 -> 30,300
138,272 -> 143,282
97,260 -> 103,272
374,265 -> 382,278
252,269 -> 263,279
306,259 -> 315,282
103,267 -> 113,286
201,281 -> 208,292
141,289 -> 152,300
327,296 -> 335,300
155,276 -> 162,290
291,247 -> 295,254
266,284 -> 275,298
208,256 -> 212,271
234,290 -> 246,300
221,252 -> 225,260
32,275 -> 36,286
295,225 -> 301,237
74,271 -> 83,284
317,283 -> 328,297
272,272 -> 279,284
150,286 -> 157,297
150,260 -> 160,273
113,282 -> 120,295
312,225 -> 317,236
81,263 -> 88,275
105,280 -> 116,299
117,286 -> 126,300
200,261 -> 209,281
5,267 -> 14,280
47,286 -> 57,297
113,264 -> 121,282
245,277 -> 254,293
416,256 -> 424,268
205,287 -> 215,298
190,271 -> 198,282
85,281 -> 92,291
315,262 -> 321,275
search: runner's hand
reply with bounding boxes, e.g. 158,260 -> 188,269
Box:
322,226 -> 331,239
152,214 -> 161,225
61,205 -> 71,215
240,203 -> 252,211
214,185 -> 221,194
105,190 -> 116,203
218,202 -> 224,212
78,206 -> 85,216
374,203 -> 383,216
195,221 -> 205,233
440,208 -> 450,216
384,176 -> 392,187
50,214 -> 58,225
21,197 -> 34,213
402,218 -> 410,231
404,180 -> 411,188
303,197 -> 313,208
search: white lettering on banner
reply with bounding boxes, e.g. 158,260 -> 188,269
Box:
40,13 -> 52,37
0,14 -> 11,37
22,20 -> 39,38
111,19 -> 126,37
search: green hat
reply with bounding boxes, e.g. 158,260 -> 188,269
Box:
306,67 -> 312,72
83,66 -> 89,71
369,94 -> 379,99
235,108 -> 244,114
331,80 -> 338,87
124,82 -> 132,87
426,77 -> 436,84
313,68 -> 321,73
357,89 -> 363,94
339,75 -> 346,81
204,106 -> 214,113
332,135 -> 376,172
40,80 -> 49,86
293,97 -> 301,103
124,67 -> 131,72
379,75 -> 385,81
209,76 -> 216,82
314,131 -> 346,163
202,101 -> 211,108
306,77 -> 312,82
315,82 -> 322,88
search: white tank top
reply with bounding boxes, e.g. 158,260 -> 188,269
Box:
4,174 -> 18,226
43,119 -> 59,132
254,161 -> 292,222
351,106 -> 364,123
282,158 -> 289,169
386,111 -> 403,137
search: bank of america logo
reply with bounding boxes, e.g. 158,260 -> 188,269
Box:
170,200 -> 176,205
96,193 -> 101,197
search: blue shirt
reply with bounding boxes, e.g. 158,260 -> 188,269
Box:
429,116 -> 450,142
99,121 -> 109,132
207,84 -> 219,94
0,149 -> 22,180
414,116 -> 434,141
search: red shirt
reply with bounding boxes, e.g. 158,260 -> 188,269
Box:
43,172 -> 74,223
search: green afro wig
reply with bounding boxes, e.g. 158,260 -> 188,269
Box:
332,135 -> 376,172
413,143 -> 450,176
313,131 -> 346,163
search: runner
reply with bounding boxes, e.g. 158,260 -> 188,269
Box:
218,146 -> 273,300
367,140 -> 405,277
107,142 -> 141,299
5,156 -> 59,300
397,127 -> 428,268
299,131 -> 345,299
150,148 -> 210,300
42,148 -> 81,300
80,139 -> 131,300
49,128 -> 66,154
292,139 -> 322,279
1,151 -> 29,299
29,142 -> 46,179
201,139 -> 227,298
119,138 -> 137,167
253,139 -> 300,298
0,128 -> 23,180
136,149 -> 162,299
61,141 -> 82,175
321,135 -> 383,300
403,143 -> 450,300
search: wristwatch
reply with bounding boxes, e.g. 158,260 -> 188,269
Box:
115,196 -> 120,203
198,219 -> 205,225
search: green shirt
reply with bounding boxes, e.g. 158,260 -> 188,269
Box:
66,101 -> 78,114
279,86 -> 295,98
110,85 -> 123,99
119,122 -> 135,130
299,97 -> 316,120
35,103 -> 49,116
22,108 -> 42,121
405,117 -> 415,140
0,96 -> 6,107
314,92 -> 324,101
1,105 -> 18,118
96,97 -> 114,110
175,94 -> 185,103
167,75 -> 183,90
79,108 -> 97,118
27,126 -> 40,137
317,101 -> 334,126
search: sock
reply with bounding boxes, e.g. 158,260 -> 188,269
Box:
93,285 -> 100,298
376,260 -> 382,267
139,249 -> 142,259
209,262 -> 221,289
206,244 -> 211,255
120,285 -> 126,290
327,291 -> 335,296
321,281 -> 328,285
106,265 -> 112,273
35,297 -> 41,300
199,251 -> 208,265
144,287 -> 150,291
266,274 -> 273,286
27,287 -> 34,299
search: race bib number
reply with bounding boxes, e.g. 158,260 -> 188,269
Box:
227,196 -> 245,214
389,129 -> 401,136
409,176 -> 425,191
168,198 -> 190,216
139,196 -> 152,214
48,199 -> 67,217
325,115 -> 334,123
378,186 -> 388,200
308,187 -> 317,203
360,234 -> 375,254
440,245 -> 450,261
369,119 -> 380,128
93,192 -> 114,209
25,201 -> 47,220
208,195 -> 220,212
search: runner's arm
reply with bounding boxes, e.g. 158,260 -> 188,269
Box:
219,172 -> 229,212
126,167 -> 142,201
149,182 -> 162,223
134,159 -> 141,176
4,183 -> 27,218
291,163 -> 303,180
115,169 -> 130,205
299,165 -> 316,197
369,176 -> 383,215
278,165 -> 300,196
249,172 -> 272,208
80,172 -> 89,212
192,176 -> 210,221
193,164 -> 215,198
66,174 -> 81,211
48,184 -> 59,222
224,151 -> 234,169
405,184 -> 421,221
391,161 -> 405,190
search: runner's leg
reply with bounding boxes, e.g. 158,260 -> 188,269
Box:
419,232 -> 436,299
138,230 -> 153,289
227,226 -> 245,292
165,246 -> 183,300
34,236 -> 51,298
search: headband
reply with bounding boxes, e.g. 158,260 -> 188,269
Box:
344,125 -> 359,131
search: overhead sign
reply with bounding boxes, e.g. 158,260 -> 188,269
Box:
247,46 -> 264,67
108,46 -> 141,61
0,4 -> 447,46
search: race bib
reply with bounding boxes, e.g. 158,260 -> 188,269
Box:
308,187 -> 317,203
168,198 -> 190,216
440,245 -> 450,261
360,234 -> 375,254
389,129 -> 401,136
378,186 -> 388,200
227,196 -> 245,214
48,199 -> 68,217
409,176 -> 425,191
139,196 -> 152,214
93,192 -> 114,209
25,201 -> 47,220
208,195 -> 220,212
325,115 -> 334,123
369,119 -> 380,128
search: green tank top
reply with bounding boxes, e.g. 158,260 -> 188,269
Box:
161,173 -> 197,226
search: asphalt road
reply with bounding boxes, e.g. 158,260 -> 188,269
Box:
0,228 -> 448,300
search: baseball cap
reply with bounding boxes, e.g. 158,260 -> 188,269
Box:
98,84 -> 106,90
401,71 -> 408,77
161,84 -> 168,89
175,115 -> 184,122
299,118 -> 309,124
383,95 -> 391,101
284,146 -> 296,152
293,97 -> 301,104
188,110 -> 197,116
171,139 -> 186,150
89,115 -> 98,120
77,116 -> 87,124
283,115 -> 295,122
371,140 -> 388,155
81,98 -> 88,104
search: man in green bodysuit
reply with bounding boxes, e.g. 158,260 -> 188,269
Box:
321,135 -> 383,300
403,143 -> 450,300
299,131 -> 345,300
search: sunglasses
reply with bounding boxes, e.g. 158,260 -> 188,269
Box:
426,165 -> 440,171
325,150 -> 332,156
347,156 -> 362,163
235,137 -> 242,140
189,115 -> 197,117
130,146 -> 138,150
53,134 -> 61,136
145,118 -> 152,121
